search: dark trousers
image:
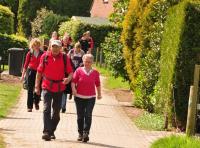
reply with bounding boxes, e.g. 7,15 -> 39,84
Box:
43,90 -> 63,134
74,97 -> 95,135
27,69 -> 39,109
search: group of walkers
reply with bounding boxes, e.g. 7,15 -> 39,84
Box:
21,31 -> 102,142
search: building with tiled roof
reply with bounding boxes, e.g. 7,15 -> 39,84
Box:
90,0 -> 116,18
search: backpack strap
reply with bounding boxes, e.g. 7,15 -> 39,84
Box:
63,53 -> 67,77
42,53 -> 48,70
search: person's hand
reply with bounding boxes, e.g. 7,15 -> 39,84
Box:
97,95 -> 102,100
20,76 -> 24,82
63,78 -> 70,85
72,89 -> 77,96
35,87 -> 40,95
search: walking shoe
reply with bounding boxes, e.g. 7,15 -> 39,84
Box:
35,104 -> 39,110
77,134 -> 83,141
42,133 -> 51,141
82,132 -> 89,142
27,109 -> 32,112
61,108 -> 66,113
50,133 -> 56,139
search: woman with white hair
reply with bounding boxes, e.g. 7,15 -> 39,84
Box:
71,54 -> 102,143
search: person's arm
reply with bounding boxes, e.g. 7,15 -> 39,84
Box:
71,82 -> 77,96
95,71 -> 102,99
21,68 -> 27,81
96,86 -> 102,100
35,72 -> 42,95
63,72 -> 73,84
63,55 -> 74,84
21,52 -> 30,81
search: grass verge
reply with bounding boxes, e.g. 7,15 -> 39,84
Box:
94,65 -> 130,90
0,82 -> 21,147
0,83 -> 21,118
151,135 -> 200,148
134,112 -> 164,131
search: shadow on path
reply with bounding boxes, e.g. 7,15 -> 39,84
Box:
58,139 -> 125,148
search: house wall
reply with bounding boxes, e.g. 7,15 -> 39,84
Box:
90,0 -> 116,18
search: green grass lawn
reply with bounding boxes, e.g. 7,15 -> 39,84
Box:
151,135 -> 200,148
4,65 -> 8,71
134,112 -> 165,131
94,65 -> 130,90
0,83 -> 21,118
0,82 -> 21,147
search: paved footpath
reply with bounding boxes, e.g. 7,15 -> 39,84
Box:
0,77 -> 173,148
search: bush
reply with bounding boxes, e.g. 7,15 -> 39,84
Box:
17,0 -> 43,36
59,20 -> 117,48
0,0 -> 19,33
154,1 -> 200,126
17,0 -> 93,36
100,30 -> 129,80
31,8 -> 68,37
0,5 -> 14,34
0,33 -> 28,63
41,13 -> 68,37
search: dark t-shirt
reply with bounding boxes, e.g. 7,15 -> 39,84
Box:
79,39 -> 89,53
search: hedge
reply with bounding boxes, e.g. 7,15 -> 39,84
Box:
17,0 -> 93,37
100,30 -> 129,80
0,4 -> 14,34
121,0 -> 200,127
0,33 -> 28,63
0,0 -> 19,33
154,0 -> 200,127
31,8 -> 68,37
59,20 -> 117,49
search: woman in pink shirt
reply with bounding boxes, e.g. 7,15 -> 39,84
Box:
72,54 -> 102,143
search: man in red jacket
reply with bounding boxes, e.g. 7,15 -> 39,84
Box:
35,40 -> 73,141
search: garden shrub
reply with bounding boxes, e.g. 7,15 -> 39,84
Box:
0,5 -> 14,34
59,20 -> 117,48
100,0 -> 129,81
17,0 -> 93,36
154,0 -> 200,126
0,33 -> 28,63
0,0 -> 19,33
100,30 -> 129,80
31,8 -> 68,37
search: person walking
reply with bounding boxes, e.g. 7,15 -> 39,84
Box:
48,31 -> 59,50
21,38 -> 44,112
35,40 -> 73,141
71,54 -> 102,143
61,32 -> 73,53
60,42 -> 85,113
68,42 -> 85,70
60,36 -> 74,113
86,31 -> 94,54
79,32 -> 90,54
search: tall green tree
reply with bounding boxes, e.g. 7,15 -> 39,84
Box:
0,0 -> 19,32
18,0 -> 93,37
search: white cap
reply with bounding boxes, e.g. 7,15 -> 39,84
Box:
51,40 -> 62,47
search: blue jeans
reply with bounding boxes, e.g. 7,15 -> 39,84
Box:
61,93 -> 67,110
74,97 -> 96,135
42,90 -> 63,134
